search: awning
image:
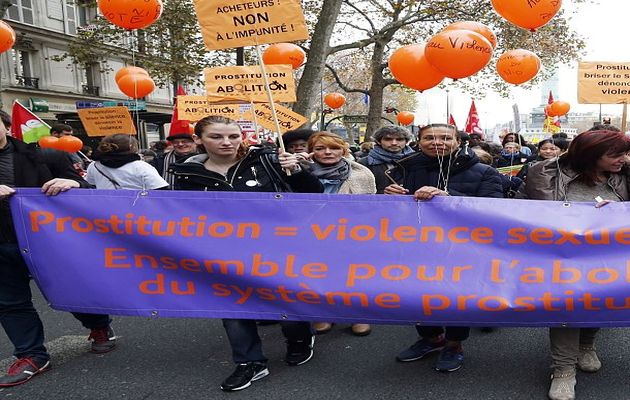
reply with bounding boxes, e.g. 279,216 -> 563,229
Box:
29,97 -> 49,112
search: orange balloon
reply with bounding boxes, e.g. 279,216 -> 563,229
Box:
115,66 -> 149,83
496,49 -> 541,85
396,112 -> 415,126
0,21 -> 16,53
117,73 -> 156,98
443,21 -> 497,49
544,104 -> 551,116
38,136 -> 60,149
548,101 -> 570,117
491,0 -> 562,31
98,0 -> 163,30
57,136 -> 84,153
262,43 -> 306,70
425,30 -> 493,80
324,93 -> 345,109
388,44 -> 444,92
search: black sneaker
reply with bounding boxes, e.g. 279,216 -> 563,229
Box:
435,346 -> 464,372
89,326 -> 117,354
286,335 -> 315,366
0,357 -> 51,387
220,362 -> 269,392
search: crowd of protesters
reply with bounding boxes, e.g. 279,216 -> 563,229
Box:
1,108 -> 629,400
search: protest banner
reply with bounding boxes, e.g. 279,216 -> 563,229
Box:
177,96 -> 249,121
578,61 -> 630,104
193,0 -> 309,50
11,190 -> 630,327
205,65 -> 296,103
243,102 -> 308,133
77,107 -> 137,137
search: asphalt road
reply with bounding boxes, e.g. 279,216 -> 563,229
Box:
1,285 -> 629,400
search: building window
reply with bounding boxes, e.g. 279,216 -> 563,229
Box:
7,0 -> 34,25
12,49 -> 39,89
65,0 -> 77,34
82,63 -> 100,96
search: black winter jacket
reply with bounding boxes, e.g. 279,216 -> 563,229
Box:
385,147 -> 504,198
357,157 -> 393,194
0,136 -> 89,244
170,146 -> 324,193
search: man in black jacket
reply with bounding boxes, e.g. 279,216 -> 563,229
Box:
384,123 -> 503,373
0,111 -> 115,387
357,126 -> 415,193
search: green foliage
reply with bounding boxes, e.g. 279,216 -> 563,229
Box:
53,0 -> 232,90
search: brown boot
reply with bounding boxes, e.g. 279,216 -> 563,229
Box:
351,324 -> 372,336
313,322 -> 333,334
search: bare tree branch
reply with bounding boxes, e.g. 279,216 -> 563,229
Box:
326,63 -> 369,94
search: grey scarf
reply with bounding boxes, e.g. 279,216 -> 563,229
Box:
310,158 -> 351,181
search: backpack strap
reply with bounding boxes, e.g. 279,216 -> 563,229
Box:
93,163 -> 122,189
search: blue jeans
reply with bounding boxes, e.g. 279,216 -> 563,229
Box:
0,244 -> 110,362
222,319 -> 313,363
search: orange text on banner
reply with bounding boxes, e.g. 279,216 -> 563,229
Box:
205,64 -> 296,104
243,103 -> 307,133
578,61 -> 630,104
77,107 -> 137,137
193,0 -> 309,51
177,96 -> 247,121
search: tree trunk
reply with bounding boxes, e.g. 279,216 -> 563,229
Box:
293,0 -> 344,121
365,39 -> 388,140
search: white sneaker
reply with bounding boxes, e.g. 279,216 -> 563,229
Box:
548,372 -> 576,400
577,346 -> 601,372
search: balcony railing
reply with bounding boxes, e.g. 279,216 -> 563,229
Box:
15,75 -> 39,89
82,85 -> 100,96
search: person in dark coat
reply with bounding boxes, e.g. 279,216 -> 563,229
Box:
384,123 -> 503,374
0,110 -> 115,388
170,115 -> 323,392
357,125 -> 415,193
150,130 -> 198,187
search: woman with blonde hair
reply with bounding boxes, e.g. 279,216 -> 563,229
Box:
306,131 -> 376,336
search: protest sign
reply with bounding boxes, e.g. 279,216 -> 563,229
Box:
243,103 -> 307,133
177,96 -> 249,121
193,0 -> 309,50
11,190 -> 630,327
205,65 -> 296,103
77,107 -> 136,137
578,61 -> 630,104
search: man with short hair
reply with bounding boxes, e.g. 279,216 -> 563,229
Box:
358,126 -> 415,193
468,133 -> 483,148
0,110 -> 116,387
50,123 -> 74,138
384,123 -> 503,373
151,130 -> 198,186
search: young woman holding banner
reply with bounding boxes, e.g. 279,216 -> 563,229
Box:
517,129 -> 630,400
170,115 -> 323,392
304,131 -> 377,336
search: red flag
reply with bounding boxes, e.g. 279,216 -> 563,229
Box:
10,100 -> 51,143
169,86 -> 192,136
448,114 -> 457,128
464,100 -> 483,136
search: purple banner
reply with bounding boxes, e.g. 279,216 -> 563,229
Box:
10,188 -> 630,327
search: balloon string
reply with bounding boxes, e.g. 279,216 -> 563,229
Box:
129,30 -> 140,144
